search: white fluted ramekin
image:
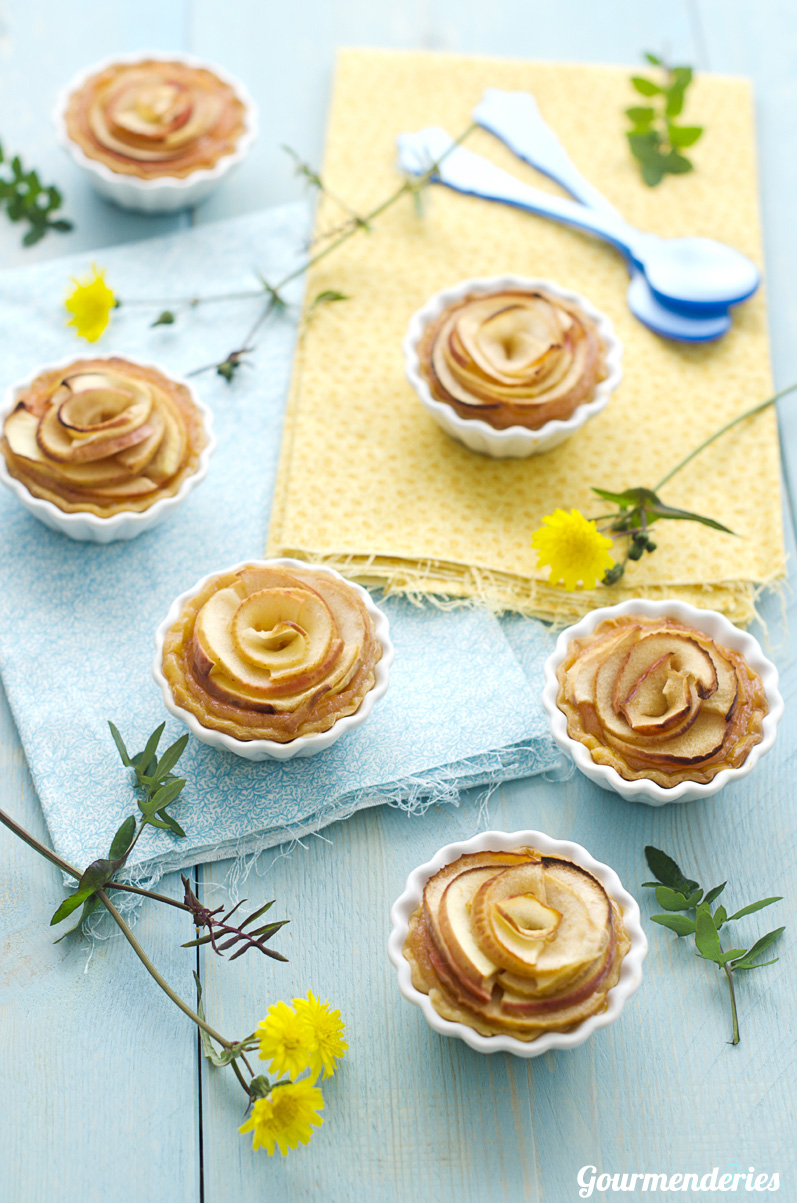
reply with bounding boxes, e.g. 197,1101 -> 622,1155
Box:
153,558 -> 394,760
403,275 -> 623,458
388,828 -> 647,1057
53,51 -> 258,213
0,353 -> 216,543
542,598 -> 783,806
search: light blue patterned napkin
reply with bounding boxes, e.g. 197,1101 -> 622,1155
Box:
0,203 -> 558,882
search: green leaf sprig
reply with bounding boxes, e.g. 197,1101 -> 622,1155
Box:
0,141 -> 73,246
592,381 -> 797,586
643,846 -> 784,1045
50,721 -> 188,936
627,52 -> 703,186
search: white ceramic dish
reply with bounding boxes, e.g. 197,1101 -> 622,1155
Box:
153,558 -> 394,760
541,598 -> 783,806
403,275 -> 623,459
0,354 -> 216,543
53,51 -> 258,213
388,828 -> 647,1058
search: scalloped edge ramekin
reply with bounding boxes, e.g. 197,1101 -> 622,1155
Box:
388,828 -> 647,1057
0,353 -> 216,543
152,558 -> 394,760
541,598 -> 784,806
403,275 -> 623,458
53,51 -> 258,213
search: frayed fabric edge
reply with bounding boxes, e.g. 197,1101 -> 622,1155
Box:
66,740 -> 561,944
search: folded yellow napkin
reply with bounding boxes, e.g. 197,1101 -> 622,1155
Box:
268,49 -> 784,625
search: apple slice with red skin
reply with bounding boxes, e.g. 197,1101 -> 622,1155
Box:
422,850 -> 541,998
618,654 -> 703,738
436,867 -> 504,1001
605,707 -> 728,766
613,631 -> 717,711
37,401 -> 154,464
4,407 -> 134,487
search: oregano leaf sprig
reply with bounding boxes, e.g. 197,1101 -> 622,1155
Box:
626,52 -> 704,186
0,140 -> 73,245
643,845 -> 784,1045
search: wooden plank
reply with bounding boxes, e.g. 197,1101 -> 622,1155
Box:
0,678 -> 202,1203
0,0 -> 192,270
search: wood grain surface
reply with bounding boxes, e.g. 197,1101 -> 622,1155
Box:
0,3 -> 795,1202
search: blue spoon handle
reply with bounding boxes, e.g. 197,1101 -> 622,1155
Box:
473,89 -> 623,219
398,128 -> 648,262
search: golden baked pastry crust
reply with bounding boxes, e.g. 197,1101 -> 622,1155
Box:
402,848 -> 630,1041
161,563 -> 382,743
63,59 -> 247,179
418,287 -> 607,431
1,357 -> 207,517
556,614 -> 768,787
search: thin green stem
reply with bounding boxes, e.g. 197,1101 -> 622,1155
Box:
0,804 -> 193,911
723,963 -> 741,1045
654,382 -> 797,492
96,888 -> 232,1050
229,1058 -> 253,1097
105,881 -> 190,911
269,122 -> 478,298
0,807 -> 82,879
121,289 -> 266,309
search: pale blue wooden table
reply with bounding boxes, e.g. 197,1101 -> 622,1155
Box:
1,4 -> 795,1201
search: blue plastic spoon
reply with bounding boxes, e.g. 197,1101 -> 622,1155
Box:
397,123 -> 754,341
473,89 -> 736,342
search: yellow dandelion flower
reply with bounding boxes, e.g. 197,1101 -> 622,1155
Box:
256,1000 -> 314,1081
65,264 -> 115,342
531,508 -> 615,591
239,1079 -> 324,1155
293,991 -> 348,1080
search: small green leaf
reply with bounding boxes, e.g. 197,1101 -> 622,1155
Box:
725,897 -> 782,922
151,310 -> 176,327
665,87 -> 686,119
312,289 -> 349,308
156,810 -> 187,839
732,926 -> 783,968
661,150 -> 694,175
109,815 -> 137,860
50,888 -> 95,926
655,885 -> 697,911
703,883 -> 727,906
644,52 -> 662,66
651,914 -> 696,936
668,124 -> 703,149
671,66 -> 693,89
626,106 -> 655,127
694,904 -> 724,965
631,76 -> 661,97
53,894 -> 103,942
644,847 -> 700,896
714,905 -> 727,928
137,723 -> 166,778
152,734 -> 189,784
148,779 -> 186,812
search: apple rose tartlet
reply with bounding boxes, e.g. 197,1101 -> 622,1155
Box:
1,358 -> 208,518
402,849 -> 630,1040
160,563 -> 384,743
61,58 -> 248,178
556,615 -> 769,788
417,287 -> 607,431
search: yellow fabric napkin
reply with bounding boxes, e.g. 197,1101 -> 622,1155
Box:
268,49 -> 784,625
